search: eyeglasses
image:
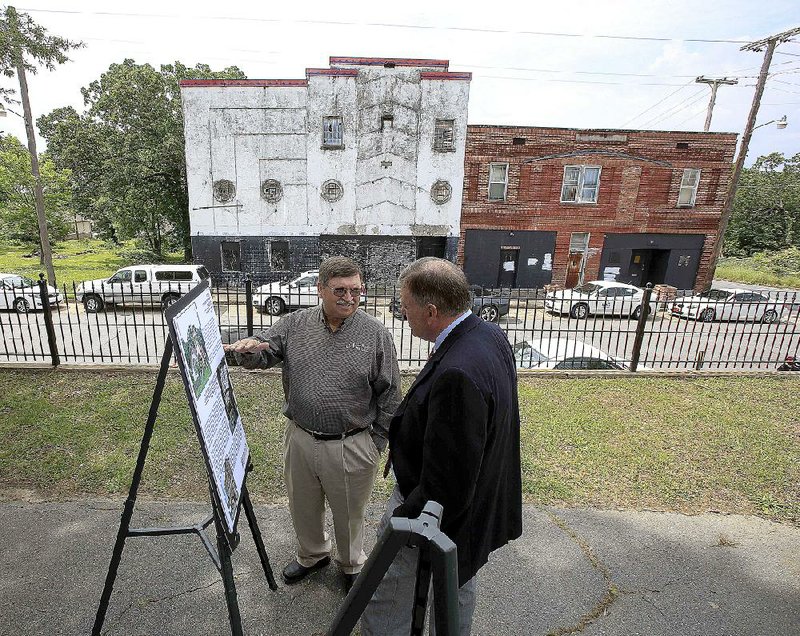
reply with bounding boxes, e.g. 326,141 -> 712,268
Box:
327,285 -> 365,298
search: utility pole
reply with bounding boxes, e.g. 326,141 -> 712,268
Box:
16,53 -> 56,287
695,76 -> 738,132
706,26 -> 800,284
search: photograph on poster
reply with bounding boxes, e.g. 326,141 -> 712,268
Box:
216,361 -> 240,434
179,315 -> 212,399
171,286 -> 249,534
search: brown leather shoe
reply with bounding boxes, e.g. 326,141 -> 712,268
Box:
281,557 -> 331,584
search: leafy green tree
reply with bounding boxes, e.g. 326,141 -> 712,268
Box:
0,134 -> 72,244
39,60 -> 245,259
725,152 -> 800,257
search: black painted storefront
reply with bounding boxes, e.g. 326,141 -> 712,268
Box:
462,229 -> 557,289
598,233 -> 704,290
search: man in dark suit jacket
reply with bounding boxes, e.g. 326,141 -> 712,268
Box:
361,257 -> 522,635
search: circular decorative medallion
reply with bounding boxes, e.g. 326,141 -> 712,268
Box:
261,179 -> 283,203
321,179 -> 344,203
431,180 -> 452,204
213,179 -> 236,203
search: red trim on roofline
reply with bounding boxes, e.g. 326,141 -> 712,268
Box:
179,79 -> 307,88
329,56 -> 449,68
306,68 -> 359,77
419,71 -> 472,81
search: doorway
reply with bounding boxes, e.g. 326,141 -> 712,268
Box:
628,249 -> 670,286
497,248 -> 519,288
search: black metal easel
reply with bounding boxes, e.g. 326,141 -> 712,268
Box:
92,340 -> 278,636
326,501 -> 460,636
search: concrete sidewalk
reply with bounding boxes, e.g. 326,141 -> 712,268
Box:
1,499 -> 797,635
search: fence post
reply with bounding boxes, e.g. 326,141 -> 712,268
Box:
245,275 -> 254,337
38,273 -> 60,367
628,283 -> 653,373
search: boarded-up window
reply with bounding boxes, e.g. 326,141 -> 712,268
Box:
221,241 -> 241,272
270,240 -> 289,270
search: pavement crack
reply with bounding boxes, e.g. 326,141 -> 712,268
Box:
544,510 -> 620,636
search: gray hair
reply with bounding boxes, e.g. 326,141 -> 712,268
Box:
398,257 -> 471,317
319,256 -> 363,285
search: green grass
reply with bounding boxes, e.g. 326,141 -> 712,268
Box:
0,370 -> 797,523
716,257 -> 800,289
0,239 -> 184,287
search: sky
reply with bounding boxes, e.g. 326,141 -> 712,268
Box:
1,0 -> 798,166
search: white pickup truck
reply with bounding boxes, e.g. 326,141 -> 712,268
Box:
75,264 -> 210,312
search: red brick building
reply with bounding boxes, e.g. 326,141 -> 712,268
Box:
460,126 -> 738,291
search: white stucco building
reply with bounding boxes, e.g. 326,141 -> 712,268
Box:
180,56 -> 471,282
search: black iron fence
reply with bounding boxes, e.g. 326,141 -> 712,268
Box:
1,276 -> 798,370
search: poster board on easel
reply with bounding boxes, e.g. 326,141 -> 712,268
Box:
164,280 -> 249,543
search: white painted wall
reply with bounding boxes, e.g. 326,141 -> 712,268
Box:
181,62 -> 470,240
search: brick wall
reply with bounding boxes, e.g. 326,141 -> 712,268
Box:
461,126 -> 737,289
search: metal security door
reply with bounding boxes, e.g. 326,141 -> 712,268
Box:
497,248 -> 519,288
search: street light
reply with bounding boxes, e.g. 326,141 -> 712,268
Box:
753,115 -> 788,131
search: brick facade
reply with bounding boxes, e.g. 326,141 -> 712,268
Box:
460,126 -> 737,291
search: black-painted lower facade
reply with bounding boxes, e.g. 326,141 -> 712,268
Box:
599,233 -> 703,290
462,229 -> 557,289
191,234 -> 458,285
462,229 -> 704,290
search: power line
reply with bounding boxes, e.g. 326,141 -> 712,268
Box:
676,104 -> 711,127
644,89 -> 709,127
474,74 -> 693,87
17,6 -> 754,44
621,80 -> 696,127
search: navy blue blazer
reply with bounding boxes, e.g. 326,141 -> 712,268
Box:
389,313 -> 523,586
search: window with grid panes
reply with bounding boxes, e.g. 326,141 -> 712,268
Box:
678,168 -> 701,206
488,163 -> 508,201
561,166 -> 600,203
434,119 -> 455,152
322,116 -> 343,148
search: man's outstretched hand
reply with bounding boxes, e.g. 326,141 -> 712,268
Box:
223,338 -> 272,368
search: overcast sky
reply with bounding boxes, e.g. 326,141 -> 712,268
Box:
2,1 -> 798,165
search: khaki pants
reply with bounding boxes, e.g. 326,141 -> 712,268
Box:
284,420 -> 380,574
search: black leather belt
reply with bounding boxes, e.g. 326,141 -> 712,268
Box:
298,425 -> 368,441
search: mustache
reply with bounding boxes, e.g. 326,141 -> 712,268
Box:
336,300 -> 356,307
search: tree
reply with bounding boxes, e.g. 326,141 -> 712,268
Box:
724,152 -> 800,257
39,60 -> 245,259
1,5 -> 83,285
0,134 -> 72,244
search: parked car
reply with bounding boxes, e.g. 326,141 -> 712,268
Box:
513,337 -> 632,370
670,288 -> 780,323
75,264 -> 210,312
388,285 -> 511,323
0,272 -> 63,314
253,270 -> 367,315
545,280 -> 653,320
